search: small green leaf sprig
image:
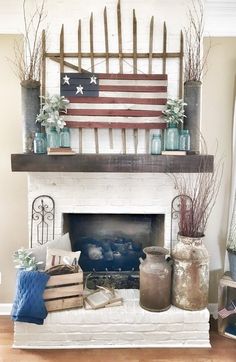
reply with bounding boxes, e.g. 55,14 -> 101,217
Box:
13,248 -> 43,271
162,98 -> 187,126
36,94 -> 70,132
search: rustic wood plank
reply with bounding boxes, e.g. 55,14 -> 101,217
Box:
148,16 -> 154,74
179,30 -> 184,98
66,121 -> 167,129
121,129 -> 126,154
145,129 -> 150,153
90,12 -> 94,72
98,85 -> 167,92
67,96 -> 167,104
79,128 -> 83,153
134,129 -> 138,154
46,272 -> 83,287
44,284 -> 83,300
133,9 -> 137,74
78,19 -> 82,72
41,29 -> 46,97
104,7 -> 109,73
94,128 -> 99,153
72,73 -> 167,80
117,0 -> 123,73
162,22 -> 167,74
45,296 -> 83,312
46,51 -> 182,59
11,154 -> 214,173
60,25 -> 64,73
49,56 -> 88,72
66,109 -> 163,117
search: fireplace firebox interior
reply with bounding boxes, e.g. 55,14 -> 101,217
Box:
64,213 -> 165,274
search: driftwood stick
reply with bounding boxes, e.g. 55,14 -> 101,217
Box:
117,0 -> 123,73
41,29 -> 46,97
148,16 -> 154,74
179,30 -> 184,98
60,25 -> 64,73
162,22 -> 167,74
90,12 -> 94,72
78,19 -> 82,72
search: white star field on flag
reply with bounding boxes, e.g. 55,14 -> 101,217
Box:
76,85 -> 84,95
63,74 -> 70,85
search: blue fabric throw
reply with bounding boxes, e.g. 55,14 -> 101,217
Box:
11,270 -> 50,325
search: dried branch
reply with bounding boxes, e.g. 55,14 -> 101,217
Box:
184,0 -> 209,82
13,0 -> 46,83
171,136 -> 223,237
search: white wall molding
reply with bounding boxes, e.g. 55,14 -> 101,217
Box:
205,0 -> 236,36
0,303 -> 12,315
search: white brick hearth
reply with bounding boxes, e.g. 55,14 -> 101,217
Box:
14,290 -> 210,348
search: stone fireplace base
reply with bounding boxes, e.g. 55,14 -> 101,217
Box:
13,290 -> 210,349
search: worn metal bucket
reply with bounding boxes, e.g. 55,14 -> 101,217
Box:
21,80 -> 40,153
172,234 -> 209,311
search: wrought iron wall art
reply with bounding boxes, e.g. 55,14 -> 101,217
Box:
31,195 -> 55,247
170,195 -> 193,253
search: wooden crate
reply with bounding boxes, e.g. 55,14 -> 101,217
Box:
44,268 -> 83,312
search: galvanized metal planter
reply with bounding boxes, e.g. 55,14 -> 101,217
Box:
172,234 -> 209,311
184,80 -> 202,153
21,80 -> 40,153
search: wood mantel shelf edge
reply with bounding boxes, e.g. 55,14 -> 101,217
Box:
11,154 -> 214,173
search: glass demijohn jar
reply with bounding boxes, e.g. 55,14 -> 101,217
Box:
139,246 -> 172,312
179,129 -> 190,151
60,127 -> 71,148
151,130 -> 162,155
33,132 -> 46,154
46,127 -> 60,148
165,123 -> 179,150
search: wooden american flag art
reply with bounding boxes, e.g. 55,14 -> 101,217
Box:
60,72 -> 167,129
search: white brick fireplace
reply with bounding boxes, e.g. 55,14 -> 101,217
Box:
12,171 -> 210,349
29,172 -> 175,247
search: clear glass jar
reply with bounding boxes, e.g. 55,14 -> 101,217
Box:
33,132 -> 46,154
46,127 -> 60,148
179,129 -> 190,151
139,246 -> 172,312
165,123 -> 179,150
151,131 -> 162,155
60,127 -> 71,148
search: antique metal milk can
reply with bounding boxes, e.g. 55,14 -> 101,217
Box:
139,246 -> 171,312
172,234 -> 209,311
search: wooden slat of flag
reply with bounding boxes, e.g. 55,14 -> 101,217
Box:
60,72 -> 167,129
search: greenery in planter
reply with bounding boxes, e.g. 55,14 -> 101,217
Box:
162,98 -> 187,126
36,94 -> 70,132
13,248 -> 43,271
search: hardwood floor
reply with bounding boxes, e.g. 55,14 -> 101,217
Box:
0,316 -> 235,362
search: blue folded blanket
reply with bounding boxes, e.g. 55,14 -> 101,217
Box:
11,270 -> 50,325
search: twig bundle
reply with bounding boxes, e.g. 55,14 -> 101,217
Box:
172,138 -> 223,237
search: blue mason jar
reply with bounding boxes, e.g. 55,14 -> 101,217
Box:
46,127 -> 60,148
165,124 -> 179,150
60,127 -> 71,148
179,129 -> 191,151
151,131 -> 162,155
33,132 -> 46,154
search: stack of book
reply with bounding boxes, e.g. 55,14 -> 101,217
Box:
84,286 -> 123,310
47,147 -> 76,155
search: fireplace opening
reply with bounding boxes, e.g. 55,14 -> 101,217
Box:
63,213 -> 164,288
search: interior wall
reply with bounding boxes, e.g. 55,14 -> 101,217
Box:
202,37 -> 236,302
0,35 -> 28,303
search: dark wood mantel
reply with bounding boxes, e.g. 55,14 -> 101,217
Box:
11,154 -> 214,173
